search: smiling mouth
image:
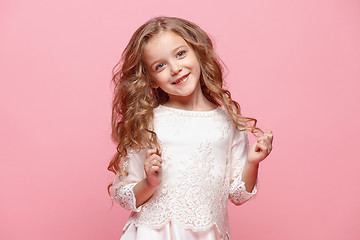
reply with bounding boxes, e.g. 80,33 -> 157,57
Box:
172,73 -> 190,85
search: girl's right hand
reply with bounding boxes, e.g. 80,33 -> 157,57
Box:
144,149 -> 162,188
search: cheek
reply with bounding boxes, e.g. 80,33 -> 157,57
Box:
188,56 -> 201,70
152,72 -> 168,85
190,59 -> 201,75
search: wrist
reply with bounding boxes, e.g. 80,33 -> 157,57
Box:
145,177 -> 159,190
246,160 -> 259,168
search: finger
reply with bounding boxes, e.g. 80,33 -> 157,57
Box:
145,154 -> 160,164
146,166 -> 158,175
151,159 -> 162,167
147,154 -> 162,164
257,136 -> 268,143
150,166 -> 160,173
263,131 -> 274,142
146,149 -> 158,159
156,148 -> 162,157
257,134 -> 273,145
264,130 -> 273,134
145,151 -> 161,161
261,130 -> 273,137
257,137 -> 271,147
145,163 -> 161,173
262,142 -> 272,154
256,142 -> 269,154
253,142 -> 261,152
258,132 -> 273,140
260,142 -> 272,155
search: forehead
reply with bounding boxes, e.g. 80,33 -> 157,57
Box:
143,31 -> 189,63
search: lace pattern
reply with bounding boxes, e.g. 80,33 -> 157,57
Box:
229,178 -> 257,205
111,175 -> 141,212
111,106 -> 257,238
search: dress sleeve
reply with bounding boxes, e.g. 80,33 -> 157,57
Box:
110,149 -> 146,212
228,129 -> 257,205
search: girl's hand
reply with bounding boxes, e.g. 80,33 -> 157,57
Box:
144,149 -> 162,188
247,130 -> 273,165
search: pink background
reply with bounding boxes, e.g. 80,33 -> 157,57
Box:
1,0 -> 359,239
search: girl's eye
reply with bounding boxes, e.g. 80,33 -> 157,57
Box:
155,63 -> 165,71
176,50 -> 186,58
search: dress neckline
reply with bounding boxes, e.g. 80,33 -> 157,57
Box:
157,104 -> 220,117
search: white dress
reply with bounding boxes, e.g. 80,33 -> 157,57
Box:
110,105 -> 257,240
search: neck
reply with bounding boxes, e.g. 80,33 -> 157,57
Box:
165,85 -> 216,111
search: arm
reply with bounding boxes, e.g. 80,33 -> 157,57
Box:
110,149 -> 146,212
228,129 -> 273,205
228,130 -> 258,206
110,148 -> 163,210
132,178 -> 158,208
243,130 -> 273,192
133,148 -> 162,207
241,161 -> 259,193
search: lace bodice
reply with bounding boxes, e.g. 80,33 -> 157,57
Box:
110,105 -> 257,239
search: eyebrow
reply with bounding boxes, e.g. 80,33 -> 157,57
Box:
149,45 -> 188,69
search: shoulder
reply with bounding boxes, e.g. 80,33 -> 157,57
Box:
216,107 -> 249,141
217,107 -> 248,130
216,106 -> 231,119
215,107 -> 237,130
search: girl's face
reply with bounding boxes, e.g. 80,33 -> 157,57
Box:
143,31 -> 201,102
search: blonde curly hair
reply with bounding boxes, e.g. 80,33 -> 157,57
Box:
108,16 -> 262,193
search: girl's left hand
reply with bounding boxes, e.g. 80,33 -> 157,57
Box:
247,130 -> 273,165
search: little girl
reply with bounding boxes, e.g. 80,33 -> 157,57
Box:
108,16 -> 273,240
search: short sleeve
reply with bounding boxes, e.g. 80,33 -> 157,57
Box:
110,149 -> 146,212
228,129 -> 257,205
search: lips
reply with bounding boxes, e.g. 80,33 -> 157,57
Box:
172,73 -> 190,85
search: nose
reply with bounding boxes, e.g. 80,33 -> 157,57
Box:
170,64 -> 182,76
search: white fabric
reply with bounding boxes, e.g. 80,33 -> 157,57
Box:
110,105 -> 257,239
121,222 -> 223,240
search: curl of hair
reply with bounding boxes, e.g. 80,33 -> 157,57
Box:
107,16 -> 263,194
